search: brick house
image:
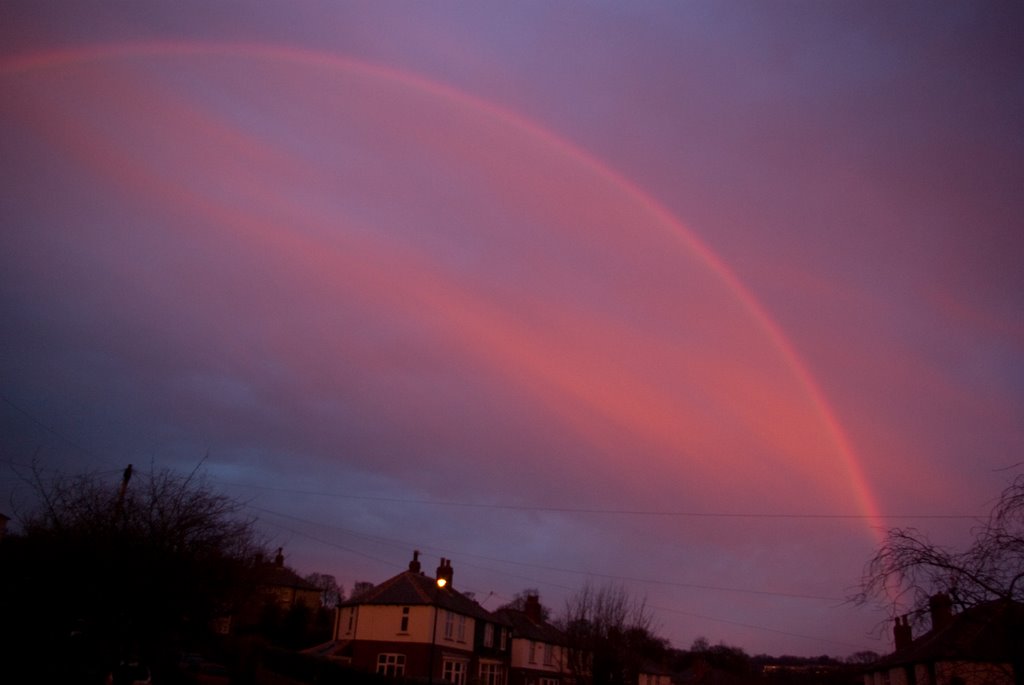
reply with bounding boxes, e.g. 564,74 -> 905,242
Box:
495,594 -> 572,685
863,593 -> 1024,685
326,552 -> 512,685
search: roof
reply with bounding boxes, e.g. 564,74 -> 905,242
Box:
678,665 -> 755,685
253,562 -> 320,592
871,599 -> 1024,669
493,607 -> 566,645
304,639 -> 353,658
341,569 -> 497,622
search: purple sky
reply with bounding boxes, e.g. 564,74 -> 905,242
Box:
2,1 -> 1022,657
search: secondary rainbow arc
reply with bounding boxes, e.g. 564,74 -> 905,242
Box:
1,40 -> 885,538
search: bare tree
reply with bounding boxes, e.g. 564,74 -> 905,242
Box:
560,581 -> 661,685
305,572 -> 344,607
0,463 -> 266,681
854,474 -> 1024,624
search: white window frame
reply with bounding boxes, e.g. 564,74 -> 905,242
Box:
480,661 -> 504,685
443,658 -> 467,685
400,606 -> 410,633
444,610 -> 455,640
457,613 -> 467,642
377,653 -> 406,677
483,623 -> 494,648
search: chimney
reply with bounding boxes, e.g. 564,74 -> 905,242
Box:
525,594 -> 543,623
436,558 -> 453,588
893,615 -> 912,651
929,592 -> 953,631
274,547 -> 285,568
409,550 -> 422,573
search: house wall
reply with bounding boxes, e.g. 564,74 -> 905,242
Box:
865,669 -> 891,685
509,638 -> 563,673
347,638 -> 478,682
935,661 -> 1013,685
337,605 -> 475,645
639,674 -> 671,685
865,661 -> 1014,685
889,665 -> 911,685
351,605 -> 438,642
336,604 -> 484,682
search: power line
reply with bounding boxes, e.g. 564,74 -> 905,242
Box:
0,394 -> 119,469
248,503 -> 865,651
244,502 -> 845,602
222,478 -> 981,520
648,603 -> 869,651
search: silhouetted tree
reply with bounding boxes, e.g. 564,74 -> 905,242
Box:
560,581 -> 661,685
0,463 -> 266,681
304,571 -> 344,607
854,474 -> 1024,624
845,651 -> 881,665
682,638 -> 751,676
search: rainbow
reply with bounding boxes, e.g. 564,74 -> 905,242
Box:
1,41 -> 885,537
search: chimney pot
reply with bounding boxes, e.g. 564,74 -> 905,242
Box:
436,558 -> 454,588
894,615 -> 912,651
525,594 -> 543,623
929,592 -> 953,631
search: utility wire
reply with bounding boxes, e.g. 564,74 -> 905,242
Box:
0,394 -> 119,469
1,397 -> 983,521
250,504 -> 864,651
223,478 -> 981,520
647,603 -> 869,651
245,503 -> 845,602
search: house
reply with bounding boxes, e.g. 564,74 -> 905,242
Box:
229,547 -> 322,635
495,594 -> 572,685
637,660 -> 673,685
325,551 -> 511,685
253,547 -> 322,612
863,593 -> 1024,685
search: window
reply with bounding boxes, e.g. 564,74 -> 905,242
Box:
529,641 -> 538,664
346,608 -> 355,634
483,623 -> 494,648
400,606 -> 410,633
443,659 -> 467,685
377,654 -> 406,677
456,614 -> 467,642
444,610 -> 454,640
543,643 -> 553,666
480,662 -> 504,685
500,628 -> 507,651
540,678 -> 559,685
